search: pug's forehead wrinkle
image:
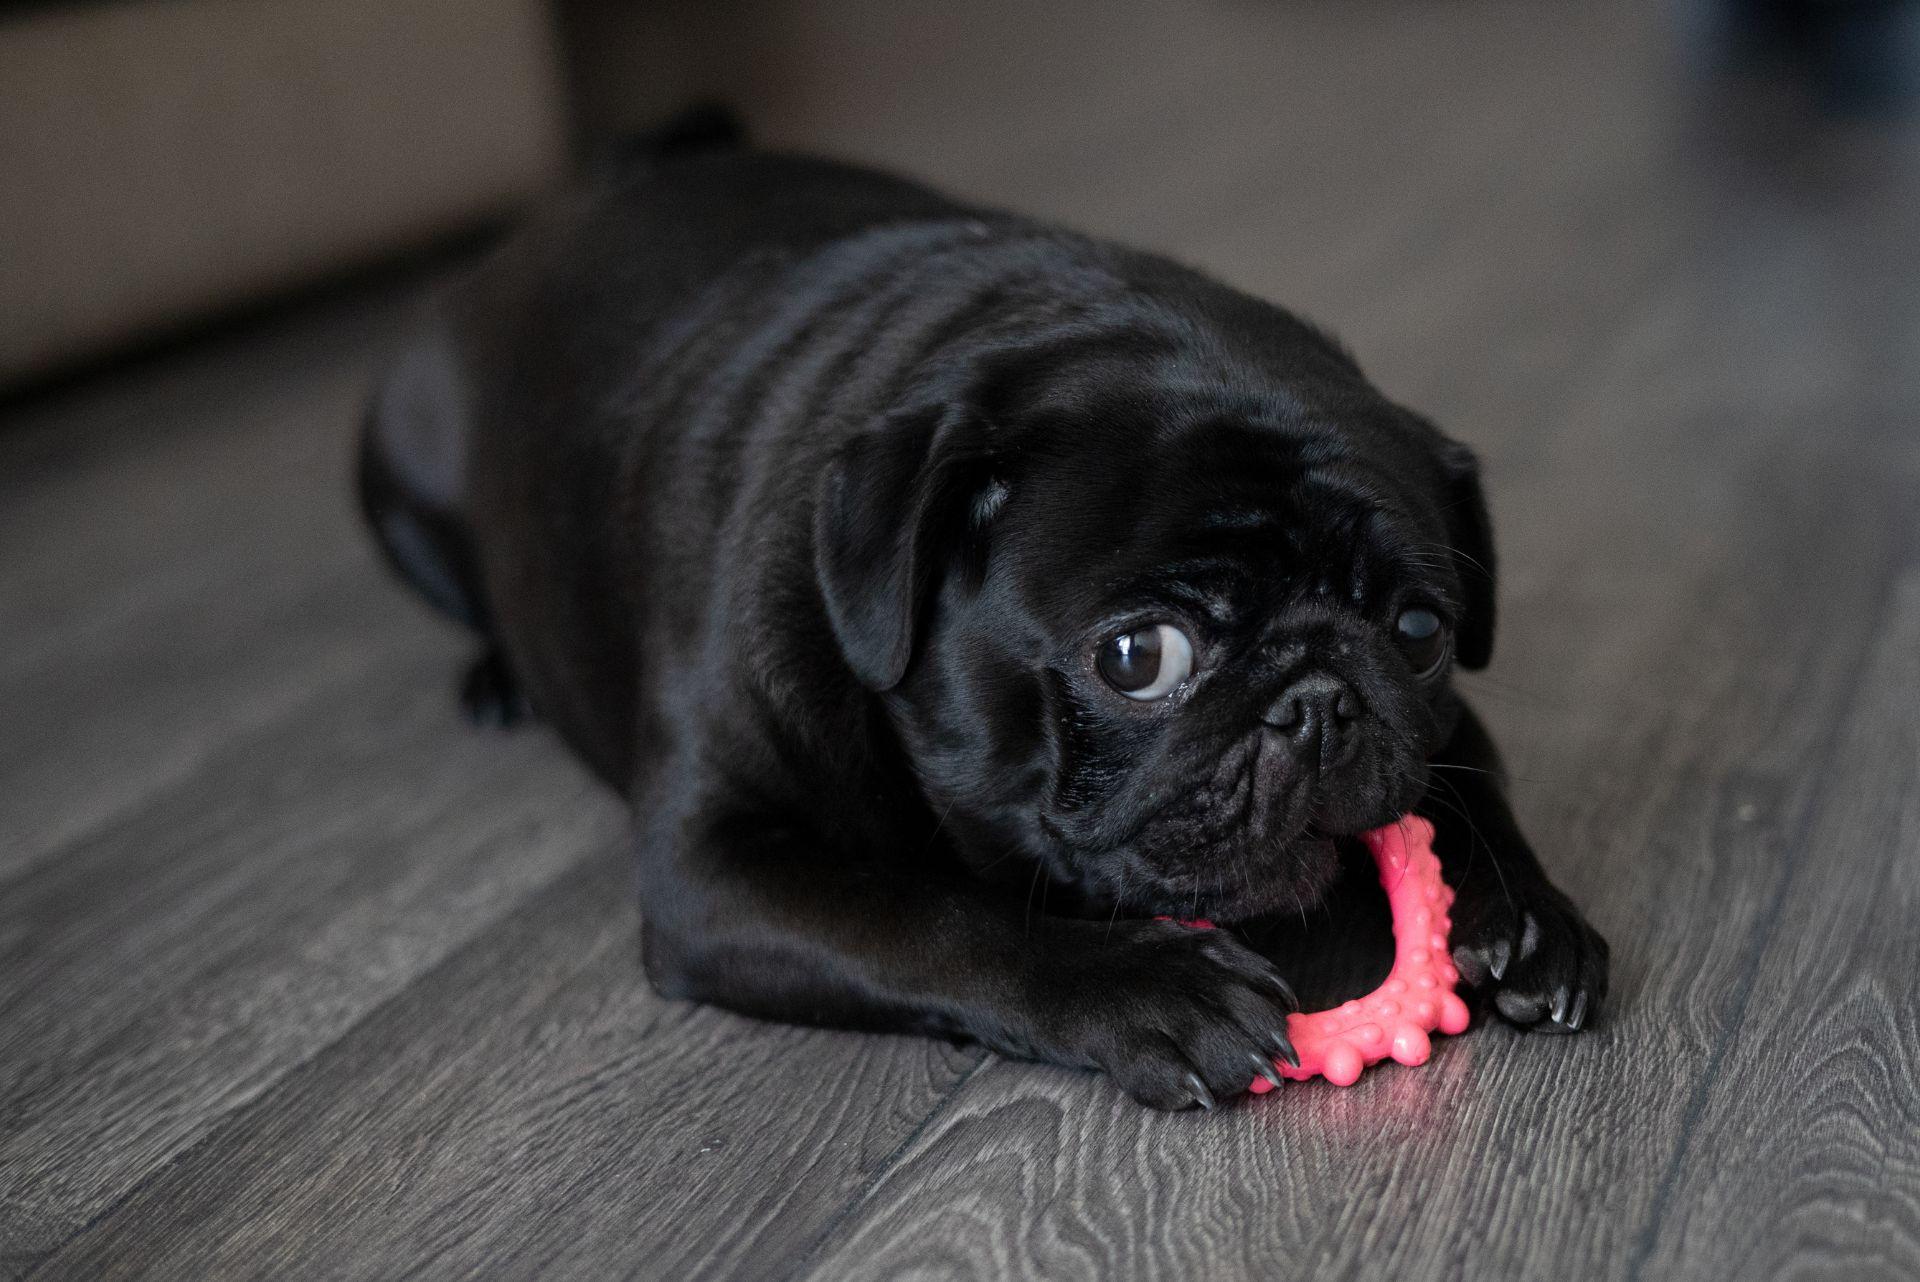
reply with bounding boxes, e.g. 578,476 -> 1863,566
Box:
1153,580 -> 1244,629
1296,461 -> 1402,515
1139,390 -> 1303,445
1086,557 -> 1252,632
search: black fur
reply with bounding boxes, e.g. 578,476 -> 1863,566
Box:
360,133 -> 1607,1109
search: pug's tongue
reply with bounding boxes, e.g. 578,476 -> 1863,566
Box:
1247,814 -> 1471,1092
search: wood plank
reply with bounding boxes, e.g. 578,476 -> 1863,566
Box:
0,289 -> 412,871
0,289 -> 435,879
1630,568 -> 1920,1279
32,852 -> 987,1281
0,286 -> 409,649
0,559 -> 421,881
0,629 -> 624,1270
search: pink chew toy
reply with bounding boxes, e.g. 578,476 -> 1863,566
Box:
1247,814 -> 1470,1092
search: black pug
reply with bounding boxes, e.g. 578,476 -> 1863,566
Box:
359,113 -> 1607,1110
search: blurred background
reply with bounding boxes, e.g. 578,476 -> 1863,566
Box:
4,0 -> 1918,392
3,2 -> 1918,1277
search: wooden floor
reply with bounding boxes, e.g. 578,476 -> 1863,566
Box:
5,2 -> 1918,1277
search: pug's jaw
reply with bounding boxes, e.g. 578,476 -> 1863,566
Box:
1072,734 -> 1428,924
1094,769 -> 1344,922
1111,829 -> 1346,924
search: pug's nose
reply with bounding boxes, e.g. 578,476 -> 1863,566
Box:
1265,673 -> 1361,771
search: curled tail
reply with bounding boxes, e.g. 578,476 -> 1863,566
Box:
587,101 -> 749,172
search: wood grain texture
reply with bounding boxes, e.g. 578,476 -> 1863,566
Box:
0,644 -> 625,1266
5,0 -> 1919,1277
1631,572 -> 1920,1281
0,289 -> 628,1271
0,290 -> 421,877
33,853 -> 987,1282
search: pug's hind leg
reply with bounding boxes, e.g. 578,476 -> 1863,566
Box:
460,647 -> 531,729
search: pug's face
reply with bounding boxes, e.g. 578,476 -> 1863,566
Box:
817,348 -> 1495,924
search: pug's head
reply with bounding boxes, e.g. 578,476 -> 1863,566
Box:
814,312 -> 1494,923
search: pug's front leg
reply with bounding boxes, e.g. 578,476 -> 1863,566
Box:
1419,700 -> 1610,1032
636,801 -> 1299,1109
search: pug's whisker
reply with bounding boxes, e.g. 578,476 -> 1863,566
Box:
1105,859 -> 1128,940
921,798 -> 957,854
1416,539 -> 1493,579
1430,761 -> 1566,791
974,847 -> 1021,873
1430,771 -> 1513,912
1024,858 -> 1047,938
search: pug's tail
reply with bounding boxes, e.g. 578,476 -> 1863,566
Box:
588,102 -> 748,172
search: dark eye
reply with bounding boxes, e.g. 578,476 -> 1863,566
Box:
1096,623 -> 1195,700
1394,607 -> 1450,676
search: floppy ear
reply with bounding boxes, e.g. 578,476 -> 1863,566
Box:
1438,441 -> 1497,669
813,404 -> 976,690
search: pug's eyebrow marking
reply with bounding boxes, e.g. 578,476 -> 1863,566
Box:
1149,558 -> 1257,624
1158,585 -> 1242,628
